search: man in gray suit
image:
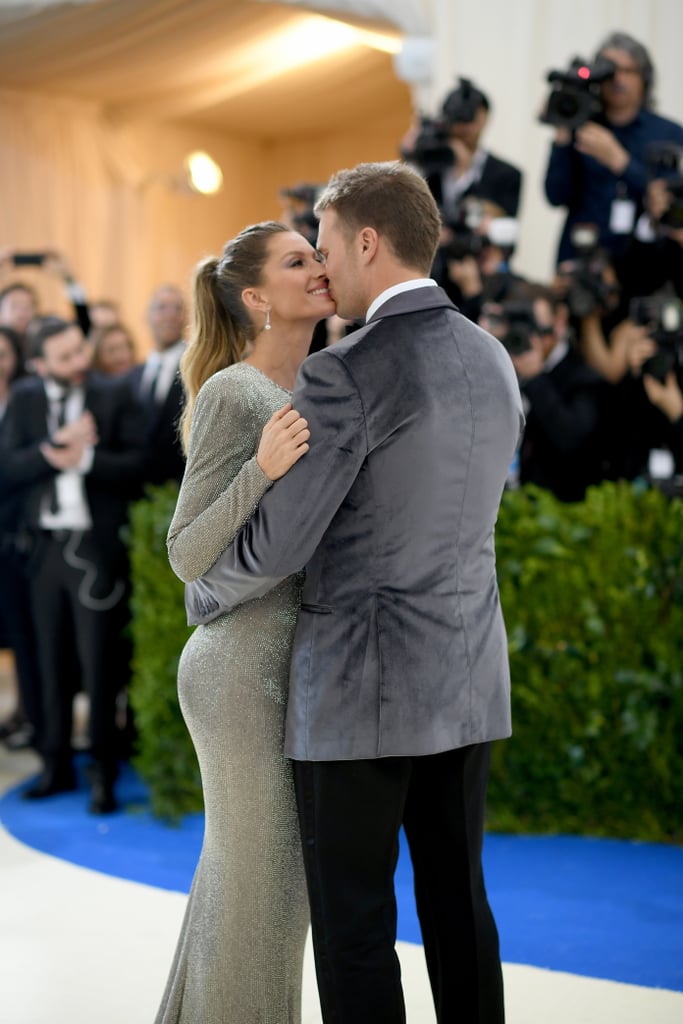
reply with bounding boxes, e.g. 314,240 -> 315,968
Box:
186,161 -> 524,1023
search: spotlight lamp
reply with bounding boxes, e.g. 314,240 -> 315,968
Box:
184,151 -> 223,195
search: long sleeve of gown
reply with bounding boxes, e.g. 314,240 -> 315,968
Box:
167,372 -> 273,583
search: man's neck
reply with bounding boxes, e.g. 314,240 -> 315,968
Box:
366,278 -> 436,322
606,103 -> 641,127
153,338 -> 182,357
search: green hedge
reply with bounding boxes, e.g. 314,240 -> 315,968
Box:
490,482 -> 683,843
127,480 -> 683,840
127,484 -> 201,820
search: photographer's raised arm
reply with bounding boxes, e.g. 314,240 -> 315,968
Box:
185,350 -> 367,625
579,313 -> 637,383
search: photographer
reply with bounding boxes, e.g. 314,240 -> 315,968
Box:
401,79 -> 523,312
543,32 -> 683,270
440,202 -> 525,321
619,167 -> 683,305
429,78 -> 522,221
485,285 -> 603,501
642,369 -> 683,473
580,295 -> 683,481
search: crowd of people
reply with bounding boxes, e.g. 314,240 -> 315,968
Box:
402,30 -> 683,500
0,260 -> 187,811
0,24 -> 681,1024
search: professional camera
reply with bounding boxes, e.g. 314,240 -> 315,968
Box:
438,198 -> 485,260
401,79 -> 488,178
483,300 -> 547,357
630,293 -> 683,383
279,183 -> 322,244
400,114 -> 454,176
540,56 -> 615,131
439,198 -> 519,263
441,77 -> 487,125
558,223 -> 619,318
645,142 -> 683,230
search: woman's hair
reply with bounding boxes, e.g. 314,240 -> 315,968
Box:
0,325 -> 24,382
595,31 -> 656,109
90,322 -> 136,373
179,221 -> 291,452
314,161 -> 442,275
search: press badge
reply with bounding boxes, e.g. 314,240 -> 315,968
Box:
609,197 -> 636,234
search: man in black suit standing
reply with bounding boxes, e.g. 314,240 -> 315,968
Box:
0,317 -> 146,812
130,284 -> 187,487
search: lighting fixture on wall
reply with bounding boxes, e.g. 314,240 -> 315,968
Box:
183,151 -> 223,195
393,37 -> 435,85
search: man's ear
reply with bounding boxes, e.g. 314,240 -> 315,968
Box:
357,227 -> 379,264
241,287 -> 268,314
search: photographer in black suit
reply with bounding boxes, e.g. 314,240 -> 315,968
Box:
402,79 -> 523,313
580,296 -> 683,484
0,317 -> 146,812
434,78 -> 522,220
483,285 -> 604,502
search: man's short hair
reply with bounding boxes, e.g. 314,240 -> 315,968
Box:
314,161 -> 442,275
595,31 -> 656,108
28,315 -> 76,360
441,79 -> 490,124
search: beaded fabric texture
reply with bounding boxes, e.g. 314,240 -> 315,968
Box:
155,363 -> 308,1023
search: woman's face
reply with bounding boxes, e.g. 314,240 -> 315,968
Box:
96,328 -> 136,375
0,288 -> 36,334
0,332 -> 18,384
254,231 -> 335,326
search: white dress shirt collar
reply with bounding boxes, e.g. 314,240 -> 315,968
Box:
366,279 -> 437,323
143,339 -> 186,403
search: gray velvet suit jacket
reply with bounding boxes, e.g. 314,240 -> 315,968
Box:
186,286 -> 525,761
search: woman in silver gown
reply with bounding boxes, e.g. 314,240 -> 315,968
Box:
154,222 -> 335,1023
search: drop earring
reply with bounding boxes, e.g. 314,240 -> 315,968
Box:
264,307 -> 271,331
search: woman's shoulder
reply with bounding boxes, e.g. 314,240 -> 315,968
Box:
194,363 -> 252,408
202,362 -> 290,402
200,362 -> 276,392
192,364 -> 290,433
200,361 -> 249,391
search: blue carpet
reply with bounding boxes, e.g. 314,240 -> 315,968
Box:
2,759 -> 682,992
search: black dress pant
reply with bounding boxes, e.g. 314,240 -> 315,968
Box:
293,743 -> 504,1024
28,530 -> 126,776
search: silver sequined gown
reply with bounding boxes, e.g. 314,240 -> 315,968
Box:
154,363 -> 309,1024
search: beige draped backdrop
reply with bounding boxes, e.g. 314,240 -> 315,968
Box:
0,0 -> 682,344
0,0 -> 411,349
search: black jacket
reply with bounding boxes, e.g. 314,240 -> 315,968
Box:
128,363 -> 185,486
429,151 -> 523,219
520,347 -> 603,502
0,372 -> 147,543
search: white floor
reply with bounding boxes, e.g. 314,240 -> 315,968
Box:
1,659 -> 682,1023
